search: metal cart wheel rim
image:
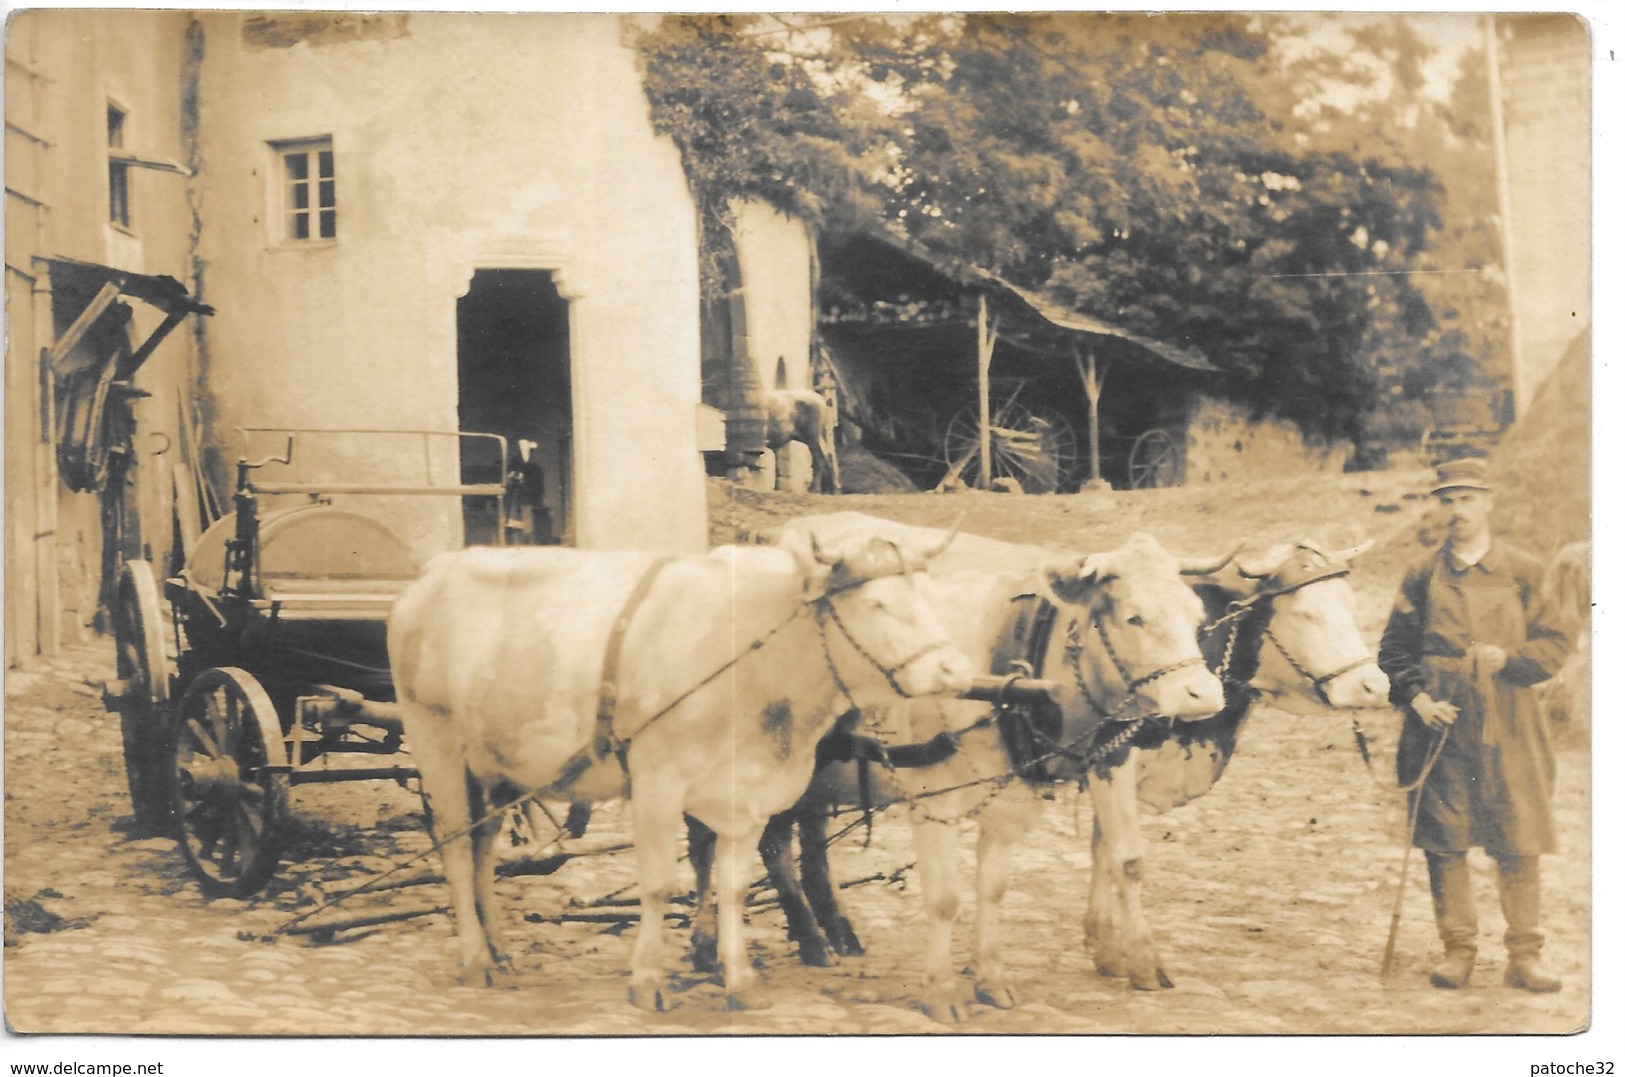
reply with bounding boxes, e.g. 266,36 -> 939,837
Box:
942,395 -> 1078,493
168,666 -> 289,898
113,560 -> 172,832
1127,427 -> 1181,490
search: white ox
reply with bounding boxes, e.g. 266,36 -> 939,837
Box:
1084,540 -> 1391,983
755,513 -> 1229,1018
387,532 -> 975,1009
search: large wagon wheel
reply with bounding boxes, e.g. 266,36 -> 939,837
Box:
111,561 -> 173,834
1127,427 -> 1182,490
168,667 -> 289,897
942,397 -> 1078,493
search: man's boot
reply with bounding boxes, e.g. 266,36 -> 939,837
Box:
1498,856 -> 1562,993
1426,850 -> 1478,988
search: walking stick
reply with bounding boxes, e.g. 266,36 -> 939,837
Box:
1380,726 -> 1449,981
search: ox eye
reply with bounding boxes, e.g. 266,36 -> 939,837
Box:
1126,614 -> 1145,627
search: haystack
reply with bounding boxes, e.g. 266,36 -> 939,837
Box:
1490,332 -> 1591,554
1491,332 -> 1592,729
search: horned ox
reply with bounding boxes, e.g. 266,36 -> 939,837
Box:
387,530 -> 974,1009
693,514 -> 1228,1019
1084,539 -> 1390,982
692,519 -> 1387,1016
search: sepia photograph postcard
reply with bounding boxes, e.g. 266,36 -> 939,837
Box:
3,3 -> 1613,1071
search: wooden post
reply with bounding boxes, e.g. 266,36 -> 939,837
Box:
1073,344 -> 1106,487
975,292 -> 988,490
1484,13 -> 1526,419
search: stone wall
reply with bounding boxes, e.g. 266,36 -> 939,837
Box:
1182,397 -> 1351,484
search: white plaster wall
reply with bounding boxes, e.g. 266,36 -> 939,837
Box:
1183,397 -> 1352,484
6,10 -> 200,653
730,199 -> 813,391
191,13 -> 706,557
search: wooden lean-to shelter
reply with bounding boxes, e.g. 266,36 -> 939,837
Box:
817,229 -> 1221,493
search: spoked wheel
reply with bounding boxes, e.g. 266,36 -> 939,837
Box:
1127,427 -> 1182,490
169,666 -> 289,897
110,561 -> 173,834
942,397 -> 1078,493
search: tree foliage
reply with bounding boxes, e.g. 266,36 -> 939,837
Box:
635,12 -> 1479,441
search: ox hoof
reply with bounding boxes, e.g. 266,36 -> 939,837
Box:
1129,968 -> 1174,991
795,938 -> 839,968
457,965 -> 501,988
724,986 -> 766,1012
975,982 -> 1017,1010
1093,954 -> 1127,979
921,997 -> 973,1024
629,981 -> 667,1013
827,920 -> 865,957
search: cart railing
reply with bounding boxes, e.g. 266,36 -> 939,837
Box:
236,427 -> 508,499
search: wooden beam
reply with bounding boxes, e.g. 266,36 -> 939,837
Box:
975,296 -> 999,490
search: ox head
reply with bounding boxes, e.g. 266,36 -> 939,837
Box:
1041,533 -> 1226,720
1233,540 -> 1390,713
795,527 -> 976,702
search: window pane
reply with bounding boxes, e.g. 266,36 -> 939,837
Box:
292,213 -> 309,241
318,150 -> 334,179
109,164 -> 130,226
318,180 -> 335,209
291,183 -> 309,210
107,106 -> 124,148
284,152 -> 308,181
319,210 -> 336,238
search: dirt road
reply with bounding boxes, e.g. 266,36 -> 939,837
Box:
3,467 -> 1594,1046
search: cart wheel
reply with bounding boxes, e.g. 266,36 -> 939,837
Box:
112,561 -> 172,834
1127,427 -> 1182,490
942,398 -> 1078,493
169,667 -> 289,897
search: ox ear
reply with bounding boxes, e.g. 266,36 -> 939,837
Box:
786,534 -> 835,596
1041,555 -> 1107,606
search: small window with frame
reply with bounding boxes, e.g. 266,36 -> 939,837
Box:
107,103 -> 131,229
273,137 -> 337,242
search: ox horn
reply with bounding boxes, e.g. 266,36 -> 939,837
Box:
1326,538 -> 1376,563
920,514 -> 965,560
1235,543 -> 1293,579
1178,542 -> 1244,576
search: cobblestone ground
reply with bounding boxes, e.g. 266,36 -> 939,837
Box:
3,642 -> 1592,1044
3,472 -> 1607,1068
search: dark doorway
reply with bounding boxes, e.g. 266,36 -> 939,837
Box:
456,269 -> 572,546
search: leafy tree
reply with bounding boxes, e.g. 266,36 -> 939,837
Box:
635,12 -> 1454,441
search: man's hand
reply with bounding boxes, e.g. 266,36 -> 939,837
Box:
1411,691 -> 1459,729
1469,643 -> 1508,677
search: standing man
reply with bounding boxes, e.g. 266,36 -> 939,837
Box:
1378,456 -> 1572,993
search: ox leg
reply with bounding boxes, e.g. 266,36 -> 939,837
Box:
1084,814 -> 1126,978
714,830 -> 766,1009
912,818 -> 973,1022
413,738 -> 499,985
971,806 -> 1031,1010
686,814 -> 722,974
760,808 -> 837,967
629,780 -> 686,1012
1089,760 -> 1173,990
800,806 -> 864,957
468,778 -> 513,972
